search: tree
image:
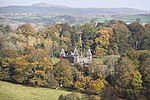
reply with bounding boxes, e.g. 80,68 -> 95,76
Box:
15,23 -> 37,46
104,55 -> 120,74
111,22 -> 130,55
80,23 -> 96,52
0,49 -> 18,81
0,25 -> 11,35
4,25 -> 11,35
16,23 -> 37,35
140,23 -> 150,50
53,59 -> 73,87
0,38 -> 3,49
128,22 -> 145,50
88,78 -> 106,94
58,92 -> 87,100
74,76 -> 93,92
115,57 -> 143,99
136,18 -> 141,23
13,49 -> 54,87
94,27 -> 113,57
101,86 -> 120,100
104,55 -> 120,86
139,54 -> 150,99
74,75 -> 107,94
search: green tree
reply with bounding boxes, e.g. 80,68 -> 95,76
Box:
53,59 -> 73,87
139,54 -> 150,99
140,23 -> 150,50
0,24 -> 11,35
4,25 -> 11,35
136,18 -> 141,23
128,22 -> 145,50
111,22 -> 130,55
115,57 -> 143,99
0,49 -> 18,81
80,23 -> 96,53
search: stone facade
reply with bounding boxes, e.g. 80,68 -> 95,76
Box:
60,47 -> 92,66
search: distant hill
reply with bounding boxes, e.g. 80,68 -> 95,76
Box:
31,3 -> 68,8
0,3 -> 148,15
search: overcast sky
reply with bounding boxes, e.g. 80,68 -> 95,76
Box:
0,0 -> 150,10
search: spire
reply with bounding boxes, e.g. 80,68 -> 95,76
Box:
60,48 -> 66,57
87,48 -> 92,56
74,47 -> 79,56
71,52 -> 74,55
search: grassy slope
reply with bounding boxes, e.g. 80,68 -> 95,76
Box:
0,81 -> 71,100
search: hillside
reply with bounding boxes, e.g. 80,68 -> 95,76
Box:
0,81 -> 71,100
0,3 -> 147,15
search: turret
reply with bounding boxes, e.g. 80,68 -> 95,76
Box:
60,48 -> 66,59
73,47 -> 79,63
86,49 -> 92,63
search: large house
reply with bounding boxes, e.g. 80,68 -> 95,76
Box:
60,47 -> 92,66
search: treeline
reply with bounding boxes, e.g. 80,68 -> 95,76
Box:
0,20 -> 150,57
0,20 -> 150,100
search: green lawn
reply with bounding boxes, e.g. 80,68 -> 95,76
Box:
0,81 -> 71,100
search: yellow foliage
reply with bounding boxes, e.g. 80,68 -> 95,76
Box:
95,46 -> 107,57
74,76 -> 106,94
89,78 -> 105,94
95,28 -> 113,57
13,49 -> 53,85
96,28 -> 113,47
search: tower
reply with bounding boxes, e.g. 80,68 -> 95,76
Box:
60,48 -> 66,59
86,49 -> 92,63
73,47 -> 79,63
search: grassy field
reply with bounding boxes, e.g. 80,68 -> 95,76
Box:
119,14 -> 150,23
96,14 -> 150,23
0,81 -> 71,100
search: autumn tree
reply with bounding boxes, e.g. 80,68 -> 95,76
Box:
101,86 -> 120,100
13,49 -> 54,87
74,75 -> 106,94
53,59 -> 73,87
127,50 -> 150,99
128,22 -> 145,50
115,57 -> 143,99
0,49 -> 19,81
111,22 -> 130,55
88,78 -> 106,94
42,23 -> 73,56
139,53 -> 150,99
15,23 -> 38,48
74,76 -> 93,92
16,23 -> 37,35
94,27 -> 113,57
